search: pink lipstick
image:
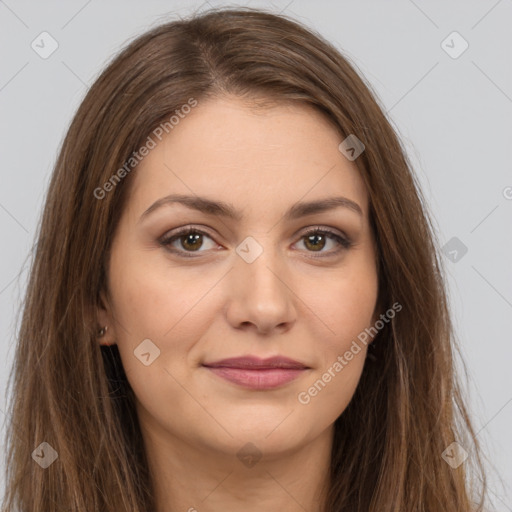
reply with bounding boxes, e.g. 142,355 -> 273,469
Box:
202,356 -> 309,390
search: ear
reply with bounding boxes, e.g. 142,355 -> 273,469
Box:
96,288 -> 117,346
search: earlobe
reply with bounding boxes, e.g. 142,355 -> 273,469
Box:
96,289 -> 117,346
97,325 -> 116,346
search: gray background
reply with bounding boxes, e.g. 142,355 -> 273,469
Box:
1,0 -> 511,509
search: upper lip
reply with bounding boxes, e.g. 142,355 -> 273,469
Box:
202,356 -> 309,370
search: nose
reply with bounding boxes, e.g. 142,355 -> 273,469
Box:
224,242 -> 297,335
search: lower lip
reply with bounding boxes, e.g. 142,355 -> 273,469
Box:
204,366 -> 307,390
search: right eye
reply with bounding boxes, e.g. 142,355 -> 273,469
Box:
159,227 -> 219,257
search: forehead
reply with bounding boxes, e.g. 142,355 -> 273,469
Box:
125,96 -> 368,222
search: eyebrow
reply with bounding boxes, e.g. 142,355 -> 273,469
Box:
138,193 -> 363,223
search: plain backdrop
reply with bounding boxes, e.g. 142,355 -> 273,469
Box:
1,0 -> 511,509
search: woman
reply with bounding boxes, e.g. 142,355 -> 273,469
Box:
2,6 -> 488,511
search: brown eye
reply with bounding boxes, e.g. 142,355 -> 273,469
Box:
303,232 -> 327,252
296,228 -> 352,256
179,232 -> 204,251
159,226 -> 352,259
159,228 -> 217,256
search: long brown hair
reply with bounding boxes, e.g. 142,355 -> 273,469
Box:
2,6 -> 488,511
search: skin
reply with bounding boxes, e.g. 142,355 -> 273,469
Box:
98,95 -> 380,512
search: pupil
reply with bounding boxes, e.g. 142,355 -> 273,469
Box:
183,233 -> 202,250
307,234 -> 324,251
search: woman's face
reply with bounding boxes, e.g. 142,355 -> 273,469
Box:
99,95 -> 379,459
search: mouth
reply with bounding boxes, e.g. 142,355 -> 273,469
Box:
202,356 -> 310,390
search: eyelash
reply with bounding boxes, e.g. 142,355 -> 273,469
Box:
159,226 -> 353,259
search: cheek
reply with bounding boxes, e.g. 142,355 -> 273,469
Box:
295,252 -> 377,392
109,270 -> 168,337
107,248 -> 220,375
304,257 -> 378,348
106,254 -> 202,407
295,270 -> 377,424
108,247 -> 196,338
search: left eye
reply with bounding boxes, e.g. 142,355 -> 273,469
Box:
297,228 -> 352,254
159,227 -> 352,257
160,229 -> 218,254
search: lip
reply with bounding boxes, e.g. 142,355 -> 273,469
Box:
202,356 -> 310,390
203,356 -> 309,370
